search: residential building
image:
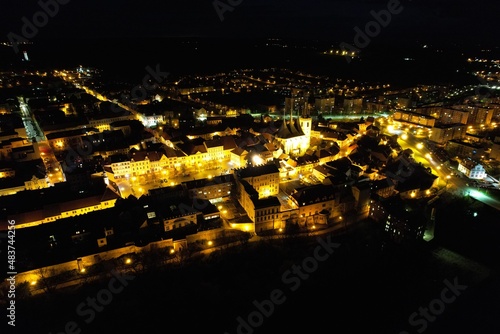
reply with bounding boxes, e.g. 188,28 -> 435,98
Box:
239,180 -> 281,232
290,184 -> 340,228
234,163 -> 280,198
458,160 -> 486,179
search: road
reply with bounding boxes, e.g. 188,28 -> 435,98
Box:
18,96 -> 46,142
397,132 -> 453,187
16,96 -> 66,185
37,142 -> 66,185
381,120 -> 500,211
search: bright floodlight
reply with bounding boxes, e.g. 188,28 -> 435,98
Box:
252,155 -> 264,165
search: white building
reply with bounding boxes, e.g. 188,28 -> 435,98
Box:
458,160 -> 486,179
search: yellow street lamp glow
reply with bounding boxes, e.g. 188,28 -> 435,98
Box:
170,249 -> 175,254
207,241 -> 213,246
125,258 -> 132,264
31,280 -> 37,286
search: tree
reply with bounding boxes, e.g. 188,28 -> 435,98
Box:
35,267 -> 65,295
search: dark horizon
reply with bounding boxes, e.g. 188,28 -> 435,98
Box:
2,0 -> 500,46
0,35 -> 487,90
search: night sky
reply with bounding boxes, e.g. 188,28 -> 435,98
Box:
1,0 -> 499,45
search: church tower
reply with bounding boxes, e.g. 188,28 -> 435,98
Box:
299,115 -> 312,150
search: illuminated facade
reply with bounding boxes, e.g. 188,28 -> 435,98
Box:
290,184 -> 341,228
315,97 -> 335,113
184,174 -> 234,200
393,110 -> 436,128
25,175 -> 49,190
239,179 -> 282,232
89,114 -> 136,132
458,160 -> 486,179
234,163 -> 280,198
230,147 -> 249,168
274,116 -> 312,156
0,168 -> 15,178
47,128 -> 98,152
7,188 -> 119,229
429,124 -> 466,145
105,136 -> 237,180
440,107 -> 469,125
140,113 -> 165,127
163,211 -> 198,232
466,106 -> 493,126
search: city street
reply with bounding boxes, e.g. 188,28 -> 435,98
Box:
381,119 -> 500,211
37,142 -> 66,185
17,96 -> 45,142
